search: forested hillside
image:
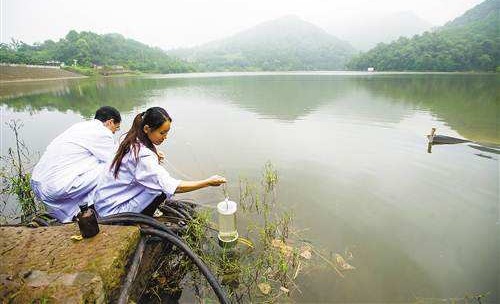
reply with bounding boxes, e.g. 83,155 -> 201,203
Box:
0,30 -> 195,73
170,16 -> 356,71
346,0 -> 499,71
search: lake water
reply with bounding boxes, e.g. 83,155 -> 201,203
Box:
1,72 -> 498,302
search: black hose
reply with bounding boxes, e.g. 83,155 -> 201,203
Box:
159,205 -> 189,220
99,213 -> 230,303
118,236 -> 146,304
32,217 -> 50,227
98,214 -> 181,237
102,212 -> 167,221
168,198 -> 203,209
167,200 -> 196,214
170,203 -> 194,219
99,216 -> 181,235
140,227 -> 230,304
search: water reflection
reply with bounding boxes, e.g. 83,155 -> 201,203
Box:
1,73 -> 497,144
468,144 -> 500,161
0,77 -> 171,117
350,74 -> 499,144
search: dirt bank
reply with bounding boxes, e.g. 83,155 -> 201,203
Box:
0,64 -> 86,83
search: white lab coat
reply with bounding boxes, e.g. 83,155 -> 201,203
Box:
93,143 -> 181,217
31,119 -> 116,223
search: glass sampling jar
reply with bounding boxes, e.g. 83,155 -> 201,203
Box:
217,198 -> 238,243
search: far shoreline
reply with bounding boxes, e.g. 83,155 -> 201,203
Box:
1,69 -> 497,84
0,75 -> 88,84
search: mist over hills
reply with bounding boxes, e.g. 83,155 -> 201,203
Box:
325,11 -> 433,51
442,0 -> 498,29
169,15 -> 356,71
347,0 -> 499,71
1,0 -> 497,73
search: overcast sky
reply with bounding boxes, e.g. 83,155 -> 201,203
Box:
1,0 -> 484,49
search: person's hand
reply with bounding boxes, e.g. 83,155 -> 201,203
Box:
206,175 -> 226,186
157,151 -> 165,163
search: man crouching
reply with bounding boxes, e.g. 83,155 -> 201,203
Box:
31,106 -> 121,223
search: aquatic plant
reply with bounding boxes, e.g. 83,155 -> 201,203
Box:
0,119 -> 44,223
143,162 -> 316,303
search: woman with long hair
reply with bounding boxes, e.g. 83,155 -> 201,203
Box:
93,106 -> 226,216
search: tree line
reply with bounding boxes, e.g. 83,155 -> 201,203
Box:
0,30 -> 195,73
346,29 -> 498,72
1,0 -> 498,74
347,0 -> 499,72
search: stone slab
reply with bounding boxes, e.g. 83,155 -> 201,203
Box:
0,224 -> 140,303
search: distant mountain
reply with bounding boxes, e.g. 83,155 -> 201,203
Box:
347,0 -> 500,71
170,15 -> 356,71
441,0 -> 498,29
327,11 -> 432,51
0,30 -> 195,73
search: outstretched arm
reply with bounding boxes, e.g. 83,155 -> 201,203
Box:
175,175 -> 226,193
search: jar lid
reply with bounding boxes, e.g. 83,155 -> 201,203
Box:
217,198 -> 237,215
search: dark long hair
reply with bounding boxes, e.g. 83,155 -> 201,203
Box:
110,107 -> 172,178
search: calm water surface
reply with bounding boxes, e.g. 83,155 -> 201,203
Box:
1,72 -> 498,302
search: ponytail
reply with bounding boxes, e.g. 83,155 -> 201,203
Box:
110,107 -> 172,178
